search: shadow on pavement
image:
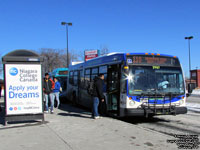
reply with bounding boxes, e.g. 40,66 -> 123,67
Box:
58,112 -> 92,119
119,116 -> 169,125
58,101 -> 92,118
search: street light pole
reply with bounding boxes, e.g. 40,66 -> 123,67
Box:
61,22 -> 72,68
185,36 -> 193,93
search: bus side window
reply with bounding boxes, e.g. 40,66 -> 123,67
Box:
73,71 -> 78,86
84,69 -> 91,89
91,67 -> 98,81
99,66 -> 108,92
80,70 -> 84,88
103,74 -> 107,92
85,75 -> 90,89
69,71 -> 74,85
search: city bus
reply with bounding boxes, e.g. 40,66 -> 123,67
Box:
66,53 -> 187,117
51,68 -> 68,100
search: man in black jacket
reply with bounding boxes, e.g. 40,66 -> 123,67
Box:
92,74 -> 105,119
43,73 -> 55,113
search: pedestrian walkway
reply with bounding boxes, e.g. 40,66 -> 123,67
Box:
0,99 -> 178,150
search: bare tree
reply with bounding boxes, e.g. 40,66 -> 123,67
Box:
70,49 -> 84,62
37,48 -> 67,74
37,48 -> 83,75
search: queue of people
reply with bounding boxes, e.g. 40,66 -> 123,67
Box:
43,73 -> 61,114
43,72 -> 105,120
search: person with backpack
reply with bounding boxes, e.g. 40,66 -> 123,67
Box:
43,73 -> 55,114
91,74 -> 105,119
52,77 -> 61,108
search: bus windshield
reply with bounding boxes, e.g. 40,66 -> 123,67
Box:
128,66 -> 185,96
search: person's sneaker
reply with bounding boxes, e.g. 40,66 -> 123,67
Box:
50,110 -> 54,114
94,116 -> 102,119
44,111 -> 48,113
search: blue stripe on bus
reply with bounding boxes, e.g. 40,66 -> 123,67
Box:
128,95 -> 185,104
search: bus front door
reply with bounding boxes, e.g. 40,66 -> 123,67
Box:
107,65 -> 120,116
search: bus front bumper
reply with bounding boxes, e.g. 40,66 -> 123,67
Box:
120,107 -> 187,117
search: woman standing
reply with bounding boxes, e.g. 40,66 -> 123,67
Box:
52,77 -> 61,108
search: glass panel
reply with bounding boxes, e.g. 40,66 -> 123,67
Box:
85,69 -> 90,75
92,68 -> 98,74
70,71 -> 73,76
108,71 -> 118,91
91,75 -> 97,80
99,66 -> 107,74
84,75 -> 90,88
59,71 -> 68,75
128,66 -> 185,95
69,71 -> 73,84
74,71 -> 78,76
74,76 -> 78,86
80,70 -> 84,88
103,74 -> 107,92
121,74 -> 127,93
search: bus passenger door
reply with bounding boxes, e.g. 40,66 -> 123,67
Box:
107,64 -> 121,116
77,70 -> 83,104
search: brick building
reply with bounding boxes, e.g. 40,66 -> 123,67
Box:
190,69 -> 200,88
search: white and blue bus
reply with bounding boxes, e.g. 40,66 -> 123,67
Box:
66,53 -> 187,117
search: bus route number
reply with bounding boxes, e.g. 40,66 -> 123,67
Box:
133,56 -> 142,64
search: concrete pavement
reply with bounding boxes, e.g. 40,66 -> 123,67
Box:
0,97 -> 178,150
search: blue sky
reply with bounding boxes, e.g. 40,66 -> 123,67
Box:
0,0 -> 199,77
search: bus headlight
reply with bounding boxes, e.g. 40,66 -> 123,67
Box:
129,100 -> 135,106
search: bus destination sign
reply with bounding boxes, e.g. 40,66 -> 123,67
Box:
127,55 -> 180,66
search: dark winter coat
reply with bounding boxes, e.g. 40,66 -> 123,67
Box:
43,78 -> 54,94
93,77 -> 104,99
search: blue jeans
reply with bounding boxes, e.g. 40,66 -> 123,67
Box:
52,92 -> 60,108
92,97 -> 99,117
44,93 -> 54,111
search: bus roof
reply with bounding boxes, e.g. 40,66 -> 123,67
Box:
127,52 -> 178,58
51,68 -> 69,77
68,52 -> 179,70
52,68 -> 68,71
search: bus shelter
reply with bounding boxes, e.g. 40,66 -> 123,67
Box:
2,49 -> 44,125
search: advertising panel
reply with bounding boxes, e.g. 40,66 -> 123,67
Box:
84,49 -> 99,61
5,64 -> 43,115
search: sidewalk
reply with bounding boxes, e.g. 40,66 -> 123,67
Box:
0,99 -> 178,150
190,89 -> 200,97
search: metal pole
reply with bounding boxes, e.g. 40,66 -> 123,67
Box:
188,39 -> 191,84
185,36 -> 193,83
66,25 -> 69,68
61,22 -> 72,68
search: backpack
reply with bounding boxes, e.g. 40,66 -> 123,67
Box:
87,80 -> 96,96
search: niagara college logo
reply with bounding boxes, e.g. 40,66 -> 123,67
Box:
9,67 -> 18,76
